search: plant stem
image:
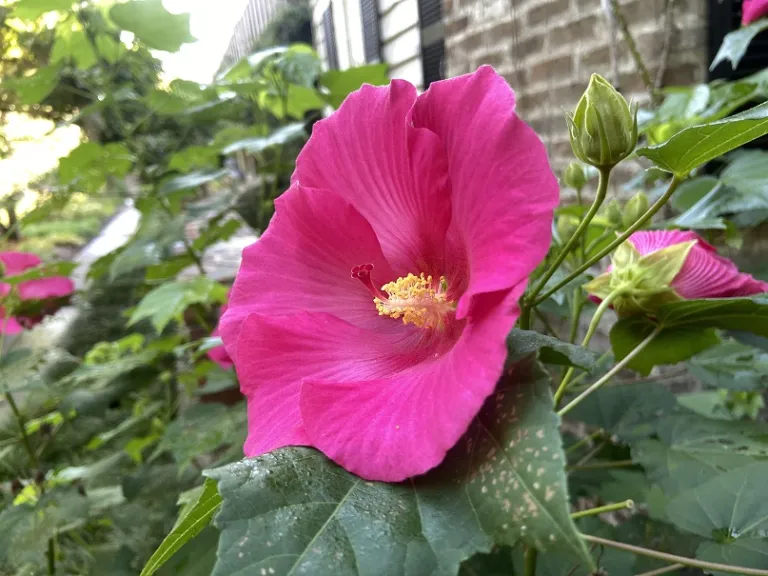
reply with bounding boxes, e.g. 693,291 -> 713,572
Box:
581,534 -> 768,575
47,537 -> 55,575
568,459 -> 635,472
635,564 -> 686,576
523,547 -> 537,576
159,199 -> 206,275
554,289 -> 622,406
571,500 -> 634,520
559,327 -> 662,417
565,429 -> 604,454
608,0 -> 661,105
534,177 -> 683,306
526,167 -> 611,308
568,289 -> 585,343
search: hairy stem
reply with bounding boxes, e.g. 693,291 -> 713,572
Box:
534,177 -> 683,306
526,167 -> 611,309
571,499 -> 634,519
554,289 -> 622,406
559,326 -> 662,417
581,534 -> 768,575
523,548 -> 538,576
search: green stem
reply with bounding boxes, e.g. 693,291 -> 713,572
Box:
559,326 -> 662,417
523,547 -> 537,576
0,315 -> 38,469
568,459 -> 635,472
565,429 -> 604,455
47,537 -> 55,575
554,289 -> 622,407
571,500 -> 634,520
635,564 -> 686,576
568,290 -> 585,343
581,534 -> 768,575
526,167 -> 611,306
534,176 -> 683,306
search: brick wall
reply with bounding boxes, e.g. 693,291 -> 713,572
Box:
443,0 -> 708,190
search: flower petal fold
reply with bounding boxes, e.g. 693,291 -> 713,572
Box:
17,277 -> 74,301
294,81 -> 451,274
235,312 -> 425,458
0,252 -> 41,276
410,66 -> 559,317
300,287 -> 523,481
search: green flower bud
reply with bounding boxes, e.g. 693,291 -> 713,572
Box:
622,191 -> 650,229
605,199 -> 623,229
556,215 -> 579,243
563,162 -> 587,191
582,240 -> 696,316
566,74 -> 638,168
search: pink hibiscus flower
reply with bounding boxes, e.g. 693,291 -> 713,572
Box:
743,0 -> 768,25
220,66 -> 558,481
0,251 -> 75,335
628,230 -> 768,298
207,303 -> 233,369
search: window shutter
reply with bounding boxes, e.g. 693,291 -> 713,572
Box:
709,0 -> 768,80
417,0 -> 445,87
323,6 -> 339,70
360,0 -> 381,63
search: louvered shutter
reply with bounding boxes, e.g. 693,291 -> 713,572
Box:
361,0 -> 381,63
417,0 -> 444,87
709,0 -> 768,80
323,6 -> 339,70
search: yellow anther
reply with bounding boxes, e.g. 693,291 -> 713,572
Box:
374,273 -> 454,328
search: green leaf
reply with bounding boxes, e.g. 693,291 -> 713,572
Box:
109,0 -> 195,52
129,277 -> 228,333
1,261 -> 76,284
687,340 -> 768,391
697,539 -> 768,576
140,478 -> 222,576
711,19 -> 768,71
320,64 -> 390,108
168,146 -> 220,172
666,462 -> 768,539
160,403 -> 246,473
506,329 -> 597,370
160,169 -> 229,196
566,382 -> 679,441
50,26 -> 97,69
191,218 -> 242,252
636,102 -> 768,178
610,318 -> 720,376
59,142 -> 135,192
12,0 -> 72,19
222,122 -> 306,154
206,361 -> 593,575
9,66 -> 60,105
658,296 -> 768,336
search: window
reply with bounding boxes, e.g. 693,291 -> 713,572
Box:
417,0 -> 445,87
360,0 -> 381,63
323,6 -> 340,70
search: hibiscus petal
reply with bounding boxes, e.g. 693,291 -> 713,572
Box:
235,312 -> 426,458
743,0 -> 768,25
221,184 -> 400,363
0,312 -> 23,335
410,66 -> 559,318
17,277 -> 74,301
630,231 -> 768,299
0,252 -> 41,277
300,286 -> 523,482
294,80 -> 451,274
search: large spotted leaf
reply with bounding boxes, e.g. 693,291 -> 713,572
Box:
206,360 -> 592,575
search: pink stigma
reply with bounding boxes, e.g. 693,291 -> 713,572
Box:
352,264 -> 386,299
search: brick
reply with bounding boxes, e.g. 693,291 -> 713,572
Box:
486,19 -> 517,43
459,31 -> 486,53
446,16 -> 469,35
527,54 -> 573,84
526,0 -> 570,27
475,51 -> 505,69
514,34 -> 545,58
549,15 -> 599,45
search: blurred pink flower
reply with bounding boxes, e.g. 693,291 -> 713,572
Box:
0,251 -> 75,334
743,0 -> 768,25
629,230 -> 768,298
207,303 -> 233,369
220,66 -> 558,481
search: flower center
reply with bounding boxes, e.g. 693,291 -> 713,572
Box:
352,264 -> 454,329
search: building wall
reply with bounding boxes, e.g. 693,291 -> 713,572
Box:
442,0 -> 708,183
311,0 -> 424,88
